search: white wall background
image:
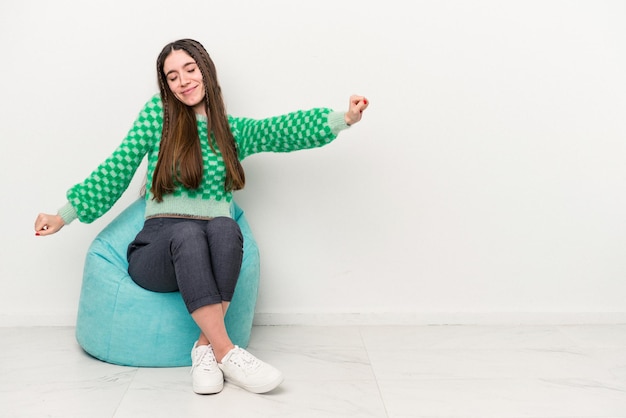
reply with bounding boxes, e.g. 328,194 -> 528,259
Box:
1,0 -> 625,326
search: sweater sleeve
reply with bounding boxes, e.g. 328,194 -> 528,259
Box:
231,109 -> 350,160
61,95 -> 162,224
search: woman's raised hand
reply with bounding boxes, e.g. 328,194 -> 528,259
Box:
344,95 -> 369,126
34,213 -> 64,236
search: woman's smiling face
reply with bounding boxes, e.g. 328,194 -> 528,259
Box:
163,49 -> 206,115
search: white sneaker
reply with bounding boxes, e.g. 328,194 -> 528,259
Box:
191,342 -> 224,394
218,346 -> 284,394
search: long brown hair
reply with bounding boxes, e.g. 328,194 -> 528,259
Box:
151,39 -> 245,202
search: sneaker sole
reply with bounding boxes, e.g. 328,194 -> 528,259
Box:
193,382 -> 224,395
226,374 -> 284,394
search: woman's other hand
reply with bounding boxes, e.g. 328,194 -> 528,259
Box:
344,95 -> 369,126
34,213 -> 65,236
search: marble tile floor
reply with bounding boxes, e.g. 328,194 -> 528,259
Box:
1,324 -> 626,418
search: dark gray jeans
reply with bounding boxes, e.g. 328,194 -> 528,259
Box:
127,217 -> 243,313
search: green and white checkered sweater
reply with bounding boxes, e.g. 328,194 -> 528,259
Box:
58,94 -> 349,224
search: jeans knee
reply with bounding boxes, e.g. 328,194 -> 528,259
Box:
209,217 -> 242,239
206,217 -> 243,253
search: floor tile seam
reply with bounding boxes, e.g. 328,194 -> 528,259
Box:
357,326 -> 391,418
109,368 -> 139,417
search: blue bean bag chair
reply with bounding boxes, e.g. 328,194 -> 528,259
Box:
75,198 -> 260,367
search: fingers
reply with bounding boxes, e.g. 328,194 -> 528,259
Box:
35,213 -> 62,236
34,214 -> 50,236
34,214 -> 47,233
350,95 -> 369,112
345,95 -> 369,126
349,95 -> 369,117
35,224 -> 51,236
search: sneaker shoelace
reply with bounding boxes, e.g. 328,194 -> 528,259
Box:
191,346 -> 218,374
231,347 -> 262,373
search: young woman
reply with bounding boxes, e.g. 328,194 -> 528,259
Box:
34,38 -> 368,395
